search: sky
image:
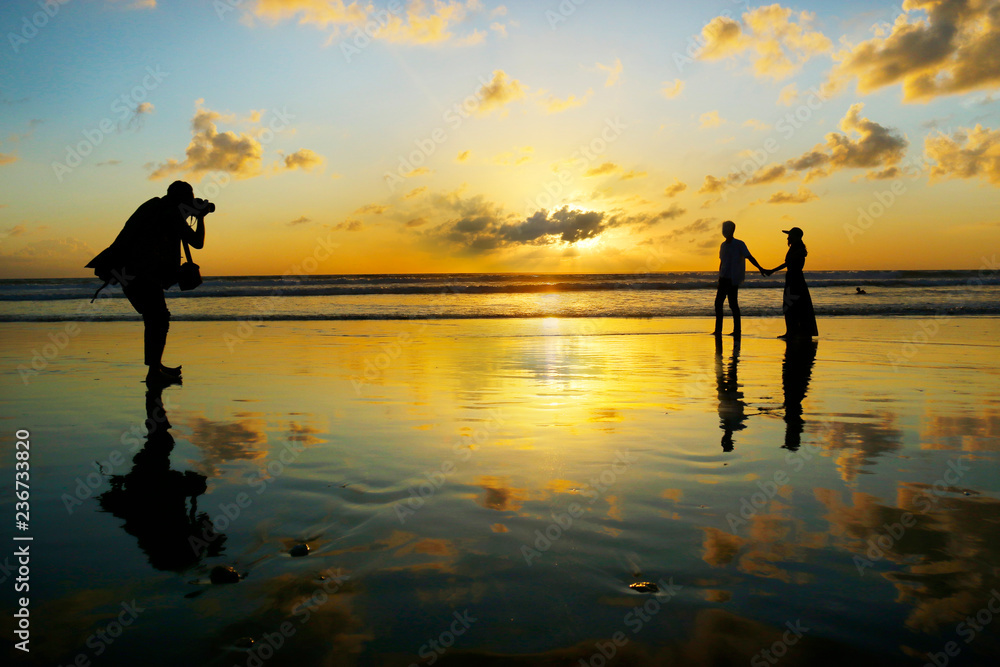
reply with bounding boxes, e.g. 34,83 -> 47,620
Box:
1,0 -> 998,278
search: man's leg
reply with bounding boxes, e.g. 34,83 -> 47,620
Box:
728,284 -> 741,336
713,279 -> 728,335
122,277 -> 172,376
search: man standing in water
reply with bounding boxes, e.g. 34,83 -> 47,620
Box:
86,181 -> 209,384
712,220 -> 766,337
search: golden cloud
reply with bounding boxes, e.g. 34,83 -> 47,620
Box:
596,58 -> 623,87
585,162 -> 621,177
283,148 -> 324,171
354,203 -> 390,215
698,4 -> 832,80
699,174 -> 728,194
492,146 -> 532,165
542,88 -> 593,114
253,0 -> 485,46
777,83 -> 798,106
661,78 -> 685,99
475,70 -> 526,115
826,0 -> 1000,102
700,110 -> 724,128
926,124 -> 1000,185
763,186 -> 818,204
149,103 -> 263,180
664,179 -> 687,197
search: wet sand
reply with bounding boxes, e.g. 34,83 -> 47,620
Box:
2,317 -> 1000,666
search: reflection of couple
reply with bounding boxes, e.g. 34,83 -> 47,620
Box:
715,335 -> 817,451
713,221 -> 818,339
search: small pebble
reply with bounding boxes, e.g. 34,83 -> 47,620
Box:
289,543 -> 310,558
629,582 -> 659,593
234,637 -> 254,650
210,565 -> 241,584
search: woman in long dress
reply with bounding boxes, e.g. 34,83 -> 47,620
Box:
765,227 -> 818,338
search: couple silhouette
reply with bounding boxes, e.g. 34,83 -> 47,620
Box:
712,220 -> 818,339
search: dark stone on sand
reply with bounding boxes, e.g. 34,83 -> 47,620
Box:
234,637 -> 255,650
210,565 -> 241,584
629,581 -> 659,593
289,543 -> 310,557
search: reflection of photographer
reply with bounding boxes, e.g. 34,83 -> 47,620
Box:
86,181 -> 213,384
97,386 -> 224,571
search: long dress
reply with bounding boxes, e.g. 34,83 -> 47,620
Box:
782,244 -> 818,337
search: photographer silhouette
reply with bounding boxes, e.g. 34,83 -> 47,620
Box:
86,181 -> 211,384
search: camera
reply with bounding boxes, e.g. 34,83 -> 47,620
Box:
194,198 -> 216,214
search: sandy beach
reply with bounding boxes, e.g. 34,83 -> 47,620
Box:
3,316 -> 1000,666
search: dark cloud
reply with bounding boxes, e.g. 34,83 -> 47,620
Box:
423,193 -> 680,253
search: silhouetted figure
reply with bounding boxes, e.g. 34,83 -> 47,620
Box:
856,287 -> 867,295
781,338 -> 817,451
86,181 -> 210,385
763,227 -> 818,339
97,386 -> 224,571
716,336 -> 747,452
713,220 -> 766,338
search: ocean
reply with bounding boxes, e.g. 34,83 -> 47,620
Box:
1,270 -> 998,321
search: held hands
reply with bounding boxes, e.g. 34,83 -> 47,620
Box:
759,268 -> 773,277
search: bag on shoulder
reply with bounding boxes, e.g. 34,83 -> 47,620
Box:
178,238 -> 202,291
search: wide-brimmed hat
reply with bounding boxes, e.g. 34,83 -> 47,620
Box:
782,227 -> 804,238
